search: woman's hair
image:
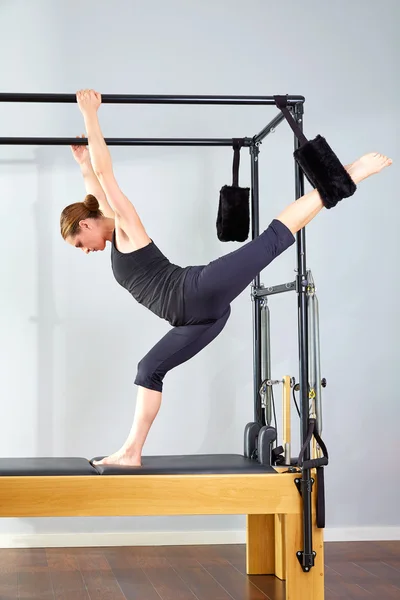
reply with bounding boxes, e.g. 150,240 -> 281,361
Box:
60,194 -> 103,239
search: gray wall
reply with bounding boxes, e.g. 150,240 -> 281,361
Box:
0,0 -> 398,540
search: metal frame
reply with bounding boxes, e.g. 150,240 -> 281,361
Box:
0,91 -> 317,572
0,93 -> 305,105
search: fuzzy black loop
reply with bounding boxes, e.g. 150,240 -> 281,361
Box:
217,139 -> 250,242
294,135 -> 357,208
216,185 -> 250,242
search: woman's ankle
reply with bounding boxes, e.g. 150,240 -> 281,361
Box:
120,444 -> 142,460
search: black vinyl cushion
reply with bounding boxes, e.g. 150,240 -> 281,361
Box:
0,457 -> 99,476
0,455 -> 277,477
90,454 -> 276,475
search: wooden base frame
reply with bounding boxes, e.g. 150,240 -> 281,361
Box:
0,468 -> 324,599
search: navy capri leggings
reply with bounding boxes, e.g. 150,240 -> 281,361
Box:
135,219 -> 295,392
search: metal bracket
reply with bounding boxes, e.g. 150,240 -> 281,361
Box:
296,550 -> 316,572
294,102 -> 304,118
252,280 -> 296,298
294,477 -> 314,496
249,143 -> 260,161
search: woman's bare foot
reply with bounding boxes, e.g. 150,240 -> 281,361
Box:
346,152 -> 392,185
93,451 -> 142,467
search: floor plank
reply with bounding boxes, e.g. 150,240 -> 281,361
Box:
354,561 -> 400,589
0,548 -> 48,568
80,568 -> 126,600
221,549 -> 285,600
167,555 -> 234,600
18,569 -> 54,600
111,568 -> 162,600
49,569 -> 90,600
0,569 -> 18,600
358,583 -> 400,599
327,561 -> 380,585
197,554 -> 269,600
142,565 -> 199,600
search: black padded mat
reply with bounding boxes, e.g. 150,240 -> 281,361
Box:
90,454 -> 276,475
0,455 -> 276,477
0,457 -> 99,476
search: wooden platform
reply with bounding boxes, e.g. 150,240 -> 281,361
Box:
0,465 -> 324,599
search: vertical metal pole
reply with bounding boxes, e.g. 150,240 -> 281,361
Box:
294,104 -> 314,570
314,294 -> 323,434
250,144 -> 264,426
260,301 -> 272,425
308,293 -> 316,401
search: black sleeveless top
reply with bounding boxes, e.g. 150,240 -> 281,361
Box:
111,231 -> 191,326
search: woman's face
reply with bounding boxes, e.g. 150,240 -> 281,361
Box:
67,219 -> 107,254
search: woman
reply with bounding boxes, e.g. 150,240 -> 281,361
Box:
60,89 -> 391,467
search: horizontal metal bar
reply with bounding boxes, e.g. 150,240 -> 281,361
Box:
253,112 -> 287,144
0,137 -> 254,147
253,281 -> 296,297
0,92 -> 305,106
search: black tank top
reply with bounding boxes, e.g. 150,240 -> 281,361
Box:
111,231 -> 191,326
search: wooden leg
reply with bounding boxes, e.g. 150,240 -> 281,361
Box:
246,514 -> 275,575
285,512 -> 324,600
274,514 -> 286,580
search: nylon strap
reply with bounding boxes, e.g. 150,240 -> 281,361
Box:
316,465 -> 326,528
273,95 -> 308,146
297,417 -> 328,529
298,418 -> 329,469
232,138 -> 243,186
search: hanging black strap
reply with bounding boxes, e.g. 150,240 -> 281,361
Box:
232,138 -> 243,187
316,465 -> 325,528
297,418 -> 329,470
273,95 -> 308,146
297,418 -> 328,529
297,419 -> 314,468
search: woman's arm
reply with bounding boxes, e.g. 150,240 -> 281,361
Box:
76,89 -> 151,250
70,135 -> 115,218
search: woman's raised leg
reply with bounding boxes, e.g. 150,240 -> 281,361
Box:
193,152 -> 392,314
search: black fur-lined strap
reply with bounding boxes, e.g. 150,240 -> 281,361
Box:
293,135 -> 357,208
273,96 -> 357,208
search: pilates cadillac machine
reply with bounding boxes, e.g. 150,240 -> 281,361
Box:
0,93 -> 328,600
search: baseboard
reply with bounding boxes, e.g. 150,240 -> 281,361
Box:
0,530 -> 246,549
324,527 -> 400,542
0,527 -> 399,549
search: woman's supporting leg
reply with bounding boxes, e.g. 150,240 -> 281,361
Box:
94,385 -> 162,466
94,307 -> 231,466
192,152 -> 392,315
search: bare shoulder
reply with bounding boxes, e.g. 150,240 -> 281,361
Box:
114,219 -> 152,253
97,172 -> 151,251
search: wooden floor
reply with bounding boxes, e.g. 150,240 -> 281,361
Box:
0,542 -> 399,599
